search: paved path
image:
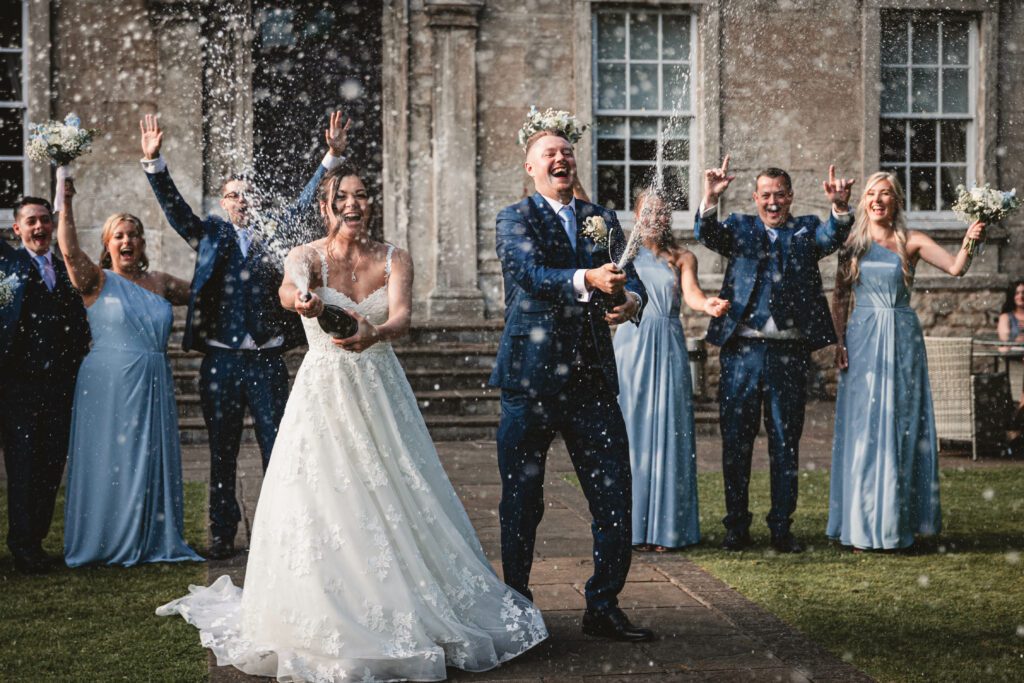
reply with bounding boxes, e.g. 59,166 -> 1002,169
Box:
196,402 -> 876,682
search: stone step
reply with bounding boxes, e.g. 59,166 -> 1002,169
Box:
415,388 -> 500,416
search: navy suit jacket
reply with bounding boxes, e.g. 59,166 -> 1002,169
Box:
145,163 -> 328,352
489,192 -> 648,396
0,241 -> 90,377
694,208 -> 852,351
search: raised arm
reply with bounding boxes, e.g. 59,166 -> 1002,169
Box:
908,221 -> 984,277
56,179 -> 103,302
140,114 -> 206,246
694,155 -> 737,256
832,251 -> 854,370
813,165 -> 856,257
495,207 -> 579,305
677,250 -> 729,317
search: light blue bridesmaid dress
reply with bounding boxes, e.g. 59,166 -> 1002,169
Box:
827,243 -> 941,550
614,248 -> 700,548
64,271 -> 202,566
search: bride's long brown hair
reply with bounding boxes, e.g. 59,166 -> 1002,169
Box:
316,163 -> 374,238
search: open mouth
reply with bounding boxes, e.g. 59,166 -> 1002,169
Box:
551,165 -> 571,179
342,212 -> 363,227
119,247 -> 137,261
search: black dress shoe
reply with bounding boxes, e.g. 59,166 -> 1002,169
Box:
207,537 -> 236,560
12,552 -> 49,575
770,534 -> 804,554
721,530 -> 753,551
581,608 -> 655,642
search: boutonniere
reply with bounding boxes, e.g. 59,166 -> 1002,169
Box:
580,215 -> 608,247
0,270 -> 19,307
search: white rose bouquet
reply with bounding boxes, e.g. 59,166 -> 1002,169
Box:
0,271 -> 18,308
26,113 -> 100,212
517,106 -> 589,150
951,184 -> 1021,256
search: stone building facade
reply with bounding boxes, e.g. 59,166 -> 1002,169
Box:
4,0 -> 1022,393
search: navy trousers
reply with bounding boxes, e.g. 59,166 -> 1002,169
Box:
718,338 -> 809,537
497,370 -> 632,613
1,378 -> 75,559
199,348 -> 289,541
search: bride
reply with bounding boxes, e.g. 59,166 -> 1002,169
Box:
157,163 -> 547,681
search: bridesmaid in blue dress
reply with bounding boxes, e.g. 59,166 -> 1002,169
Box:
57,180 -> 202,566
829,172 -> 984,551
613,191 -> 730,551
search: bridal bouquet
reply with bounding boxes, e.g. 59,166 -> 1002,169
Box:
0,271 -> 18,307
517,106 -> 589,150
951,185 -> 1021,256
26,113 -> 100,212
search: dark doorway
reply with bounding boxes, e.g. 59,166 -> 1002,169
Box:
252,0 -> 383,230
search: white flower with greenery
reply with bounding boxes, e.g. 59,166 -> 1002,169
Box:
580,215 -> 608,247
26,113 -> 100,166
0,271 -> 18,308
951,185 -> 1021,256
517,106 -> 589,150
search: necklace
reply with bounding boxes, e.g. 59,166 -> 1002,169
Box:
329,240 -> 361,282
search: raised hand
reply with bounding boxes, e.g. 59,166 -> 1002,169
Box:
325,110 -> 352,157
822,165 -> 855,212
140,114 -> 163,160
703,154 -> 736,205
965,219 -> 985,242
295,291 -> 324,318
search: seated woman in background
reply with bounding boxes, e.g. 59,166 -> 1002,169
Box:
58,179 -> 203,567
613,189 -> 729,552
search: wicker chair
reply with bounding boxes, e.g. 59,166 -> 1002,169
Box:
924,336 -> 976,459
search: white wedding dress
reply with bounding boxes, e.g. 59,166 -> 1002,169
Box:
158,246 -> 547,682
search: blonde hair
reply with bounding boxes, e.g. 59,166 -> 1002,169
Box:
841,172 -> 912,288
99,213 -> 149,271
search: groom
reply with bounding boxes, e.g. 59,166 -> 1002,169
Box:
139,112 -> 348,559
491,130 -> 651,641
696,157 -> 854,553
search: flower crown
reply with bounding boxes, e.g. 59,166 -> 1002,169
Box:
516,106 -> 589,151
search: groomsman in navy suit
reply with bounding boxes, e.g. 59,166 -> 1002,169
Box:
1,198 -> 90,573
491,130 -> 652,641
139,112 -> 348,558
695,157 -> 854,553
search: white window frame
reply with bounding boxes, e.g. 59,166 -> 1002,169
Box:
591,6 -> 698,223
878,10 -> 978,222
0,1 -> 29,215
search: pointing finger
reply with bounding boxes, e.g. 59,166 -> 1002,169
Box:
722,154 -> 731,174
828,165 -> 837,187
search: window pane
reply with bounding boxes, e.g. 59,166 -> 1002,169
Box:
911,67 -> 938,112
880,120 -> 906,162
940,120 -> 967,162
909,120 -> 936,162
910,167 -> 936,211
1,53 -> 23,101
941,166 -> 966,210
597,13 -> 626,61
0,160 -> 22,207
630,138 -> 657,161
630,164 -> 657,196
942,68 -> 968,113
629,64 -> 659,111
663,137 -> 690,161
598,165 -> 625,210
597,116 -> 626,137
0,3 -> 21,50
661,165 -> 689,210
883,166 -> 908,198
912,21 -> 938,63
631,118 -> 657,137
881,20 -> 908,64
943,21 -> 969,65
598,63 -> 626,110
0,107 -> 22,155
597,138 -> 625,161
629,13 -> 658,60
662,14 -> 689,60
663,64 -> 689,110
881,68 -> 907,113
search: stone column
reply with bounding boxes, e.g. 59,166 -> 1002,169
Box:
424,0 -> 486,319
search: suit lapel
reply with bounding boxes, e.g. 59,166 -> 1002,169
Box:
574,201 -> 597,268
531,193 -> 576,261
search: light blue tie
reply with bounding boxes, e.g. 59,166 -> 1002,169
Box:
559,205 -> 576,251
35,254 -> 55,291
237,227 -> 253,258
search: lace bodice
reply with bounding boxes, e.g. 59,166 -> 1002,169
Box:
303,244 -> 393,356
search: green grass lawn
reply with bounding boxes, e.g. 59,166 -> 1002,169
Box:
0,483 -> 209,681
685,467 -> 1024,682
